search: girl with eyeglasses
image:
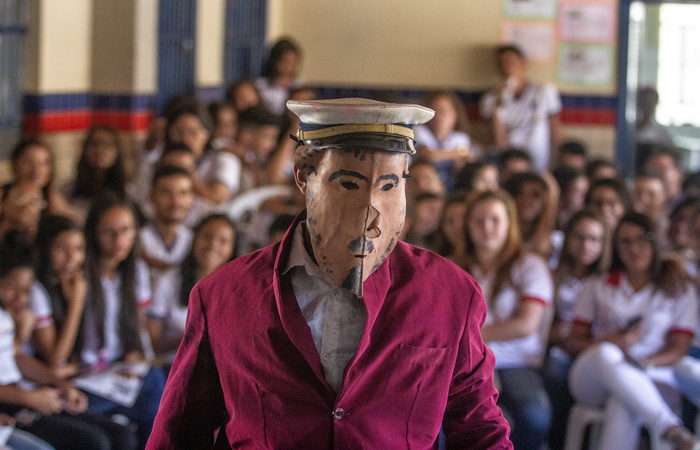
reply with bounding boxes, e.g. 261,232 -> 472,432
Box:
544,209 -> 608,450
565,212 -> 700,450
79,193 -> 165,450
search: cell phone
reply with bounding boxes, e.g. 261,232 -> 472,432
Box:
624,353 -> 646,371
625,316 -> 643,331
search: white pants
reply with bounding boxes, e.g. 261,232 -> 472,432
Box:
569,342 -> 681,450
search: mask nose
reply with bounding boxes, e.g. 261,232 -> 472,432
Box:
364,205 -> 381,239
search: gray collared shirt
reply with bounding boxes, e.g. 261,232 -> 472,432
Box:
282,222 -> 367,393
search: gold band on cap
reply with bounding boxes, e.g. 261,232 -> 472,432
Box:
297,124 -> 414,141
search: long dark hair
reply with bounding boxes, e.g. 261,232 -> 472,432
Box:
0,230 -> 34,280
35,215 -> 84,332
72,125 -> 127,200
84,193 -> 142,355
261,38 -> 300,80
610,212 -> 689,297
178,214 -> 236,307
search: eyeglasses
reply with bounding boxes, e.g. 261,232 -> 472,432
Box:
571,233 -> 604,244
617,232 -> 655,248
97,225 -> 136,240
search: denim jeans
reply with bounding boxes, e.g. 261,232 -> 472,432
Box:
497,367 -> 552,450
85,367 -> 165,450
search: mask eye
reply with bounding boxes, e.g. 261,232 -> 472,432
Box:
381,183 -> 395,192
341,181 -> 359,191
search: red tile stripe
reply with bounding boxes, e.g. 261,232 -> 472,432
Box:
24,110 -> 152,134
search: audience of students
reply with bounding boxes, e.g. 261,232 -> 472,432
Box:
5,40 -> 700,450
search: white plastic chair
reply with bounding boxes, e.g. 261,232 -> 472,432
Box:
564,403 -> 672,450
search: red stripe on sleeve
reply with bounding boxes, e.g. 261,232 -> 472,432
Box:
521,296 -> 548,306
670,328 -> 695,338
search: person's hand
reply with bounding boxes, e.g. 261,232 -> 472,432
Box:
604,322 -> 644,350
51,362 -> 79,379
123,351 -> 144,364
61,271 -> 87,310
61,387 -> 88,414
0,413 -> 15,426
623,322 -> 645,348
23,388 -> 62,415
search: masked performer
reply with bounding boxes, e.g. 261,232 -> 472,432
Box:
147,98 -> 512,450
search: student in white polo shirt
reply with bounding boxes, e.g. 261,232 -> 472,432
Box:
166,103 -> 241,205
0,231 -> 137,450
147,214 -> 235,362
566,212 -> 700,450
544,209 -> 608,450
139,165 -> 194,285
82,194 -> 165,450
461,189 -> 553,450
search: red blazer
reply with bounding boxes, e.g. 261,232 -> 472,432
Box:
147,217 -> 511,449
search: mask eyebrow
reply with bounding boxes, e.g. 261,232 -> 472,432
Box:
328,170 -> 368,183
375,174 -> 399,186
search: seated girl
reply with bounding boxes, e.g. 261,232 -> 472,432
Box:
414,91 -> 473,190
80,194 -> 165,449
147,214 -> 236,361
543,209 -> 608,450
2,139 -> 80,223
565,212 -> 699,450
461,189 -> 553,450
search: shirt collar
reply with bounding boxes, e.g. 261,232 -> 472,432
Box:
282,221 -> 335,286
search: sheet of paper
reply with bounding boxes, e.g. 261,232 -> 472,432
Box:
559,2 -> 617,43
73,362 -> 150,407
502,22 -> 556,62
503,0 -> 558,19
558,44 -> 614,85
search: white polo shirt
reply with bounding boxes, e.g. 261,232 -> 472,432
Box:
0,308 -> 22,385
81,260 -> 152,367
480,82 -> 562,172
471,252 -> 554,369
147,268 -> 188,339
555,275 -> 588,323
140,223 -> 193,285
573,271 -> 698,360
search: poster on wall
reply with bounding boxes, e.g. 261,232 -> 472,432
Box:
503,0 -> 558,19
559,2 -> 617,43
557,44 -> 614,85
501,22 -> 556,62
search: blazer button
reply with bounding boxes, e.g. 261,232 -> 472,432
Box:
333,408 -> 345,420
